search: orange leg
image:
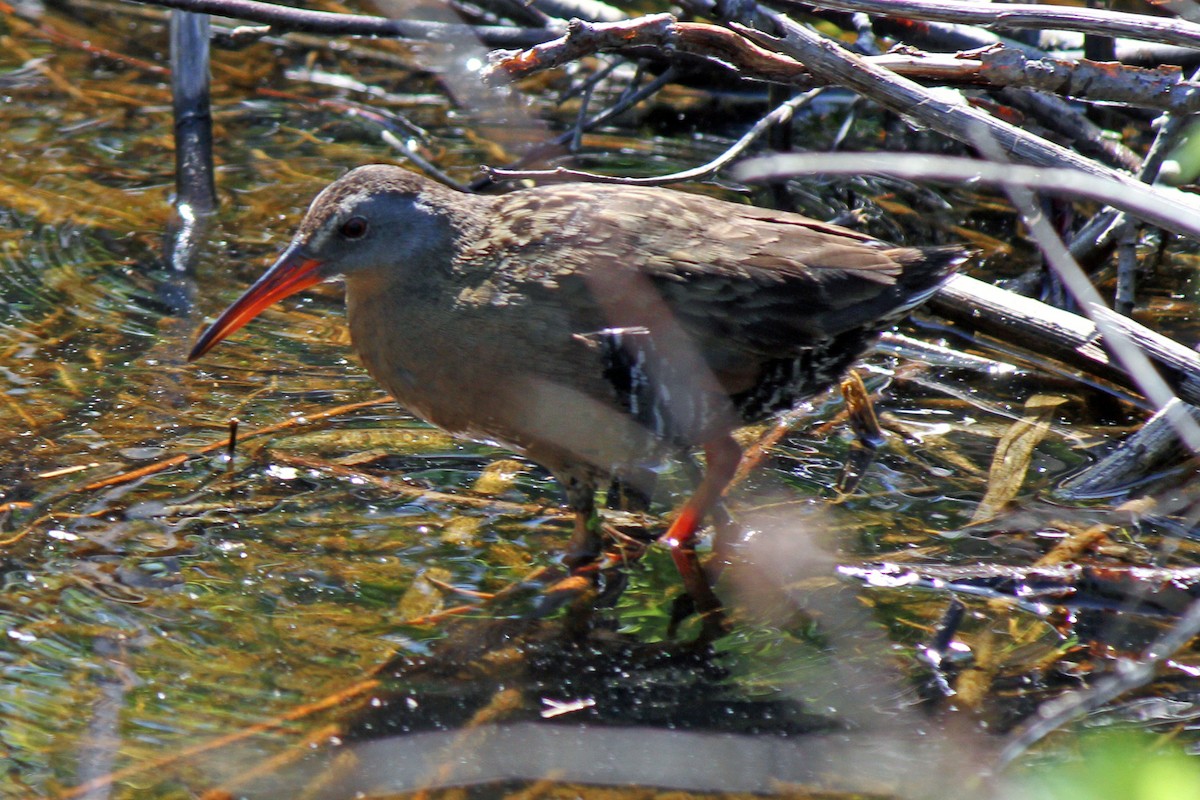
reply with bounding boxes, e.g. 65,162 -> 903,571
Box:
660,434 -> 742,634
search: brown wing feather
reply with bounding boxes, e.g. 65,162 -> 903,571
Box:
467,183 -> 959,358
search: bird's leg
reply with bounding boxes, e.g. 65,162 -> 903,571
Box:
606,466 -> 656,513
562,475 -> 602,569
524,475 -> 607,628
678,455 -> 741,587
660,434 -> 742,635
565,509 -> 603,570
666,498 -> 740,637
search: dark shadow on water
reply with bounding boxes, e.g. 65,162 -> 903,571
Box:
230,616 -> 871,799
352,617 -> 839,738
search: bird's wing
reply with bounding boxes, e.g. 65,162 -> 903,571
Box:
464,185 -> 957,356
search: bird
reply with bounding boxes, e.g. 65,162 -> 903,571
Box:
188,164 -> 966,634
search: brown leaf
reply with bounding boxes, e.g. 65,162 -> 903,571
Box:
970,394 -> 1067,524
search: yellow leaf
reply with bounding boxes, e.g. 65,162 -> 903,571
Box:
971,395 -> 1067,524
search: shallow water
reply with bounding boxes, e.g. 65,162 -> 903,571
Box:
3,2 -> 1200,798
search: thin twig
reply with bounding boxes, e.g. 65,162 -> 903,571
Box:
1068,65 -> 1200,282
269,452 -> 570,518
776,0 -> 1200,50
469,66 -> 679,190
129,0 -> 563,46
487,88 -> 824,185
80,397 -> 392,491
996,595 -> 1200,769
486,16 -> 1200,114
734,152 -> 1200,242
973,134 -> 1198,438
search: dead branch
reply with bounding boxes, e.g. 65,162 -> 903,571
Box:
782,0 -> 1200,50
124,0 -> 562,46
934,275 -> 1200,410
1058,398 -> 1200,500
735,152 -> 1200,241
486,17 -> 1200,115
974,47 -> 1200,114
483,15 -> 805,85
701,1 -> 1170,189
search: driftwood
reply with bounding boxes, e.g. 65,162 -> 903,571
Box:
932,276 -> 1200,496
933,274 -> 1200,408
1058,398 -> 1200,500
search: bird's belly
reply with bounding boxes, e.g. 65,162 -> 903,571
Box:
354,330 -> 666,475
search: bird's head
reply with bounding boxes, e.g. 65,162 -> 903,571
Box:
188,164 -> 461,361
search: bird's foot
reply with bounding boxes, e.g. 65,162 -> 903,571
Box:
563,507 -> 605,569
528,572 -> 599,634
665,551 -> 731,641
667,594 -> 729,643
563,509 -> 654,568
532,517 -> 647,623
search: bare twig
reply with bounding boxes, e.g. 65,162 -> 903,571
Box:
1069,66 -> 1200,282
705,1 -> 1178,190
1115,218 -> 1139,314
487,87 -> 824,185
996,595 -> 1200,769
128,0 -> 563,46
483,15 -> 799,85
977,49 -> 1200,114
980,131 -> 1200,452
995,87 -> 1141,172
734,152 -> 1200,241
1058,397 -> 1200,500
469,65 -> 679,190
80,397 -> 392,491
270,452 -> 569,518
486,17 -> 1200,114
776,0 -> 1200,50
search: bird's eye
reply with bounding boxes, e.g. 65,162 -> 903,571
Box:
340,216 -> 369,239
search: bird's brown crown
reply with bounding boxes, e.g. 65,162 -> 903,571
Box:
295,165 -> 464,240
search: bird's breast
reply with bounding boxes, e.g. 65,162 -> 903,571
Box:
344,282 -> 667,475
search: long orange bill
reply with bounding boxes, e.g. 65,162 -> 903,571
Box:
188,245 -> 323,361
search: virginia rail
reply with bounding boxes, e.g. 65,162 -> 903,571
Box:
189,165 -> 966,632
